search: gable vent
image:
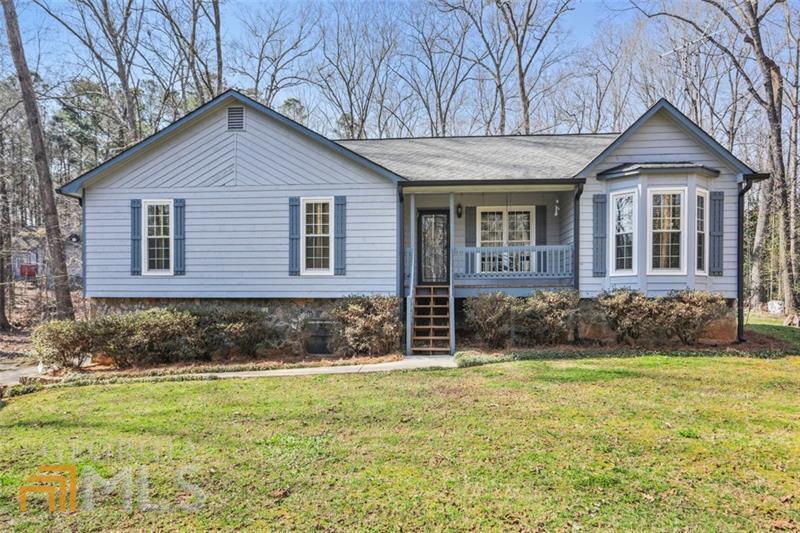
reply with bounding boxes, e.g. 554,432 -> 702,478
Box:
227,106 -> 244,131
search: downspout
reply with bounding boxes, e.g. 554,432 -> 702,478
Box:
737,178 -> 753,342
573,184 -> 583,291
397,188 -> 404,299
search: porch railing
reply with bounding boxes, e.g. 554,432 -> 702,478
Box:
453,245 -> 573,279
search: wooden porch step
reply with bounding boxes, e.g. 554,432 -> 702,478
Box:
411,346 -> 451,352
412,336 -> 450,341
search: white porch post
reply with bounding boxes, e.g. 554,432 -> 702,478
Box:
449,193 -> 455,354
406,193 -> 416,355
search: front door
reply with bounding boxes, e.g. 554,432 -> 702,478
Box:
418,210 -> 449,284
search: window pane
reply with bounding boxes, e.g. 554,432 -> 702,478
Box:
652,231 -> 681,269
305,236 -> 330,269
507,211 -> 531,244
697,233 -> 705,270
614,194 -> 634,271
651,193 -> 682,270
697,194 -> 706,271
480,211 -> 504,272
304,201 -> 331,270
146,204 -> 170,271
615,233 -> 633,271
305,202 -> 329,236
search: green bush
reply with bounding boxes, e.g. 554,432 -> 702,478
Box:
463,292 -> 516,348
514,290 -> 580,345
330,296 -> 402,356
32,320 -> 94,369
662,291 -> 729,344
185,306 -> 280,358
94,308 -> 202,368
597,289 -> 660,344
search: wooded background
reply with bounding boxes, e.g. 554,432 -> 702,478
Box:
0,0 -> 798,326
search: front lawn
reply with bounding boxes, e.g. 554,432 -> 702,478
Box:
1,355 -> 799,530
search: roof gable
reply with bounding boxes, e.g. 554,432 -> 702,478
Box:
58,90 -> 403,197
575,98 -> 754,179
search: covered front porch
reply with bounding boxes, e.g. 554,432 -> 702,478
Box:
401,183 -> 583,355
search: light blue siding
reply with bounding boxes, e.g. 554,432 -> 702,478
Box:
84,105 -> 397,298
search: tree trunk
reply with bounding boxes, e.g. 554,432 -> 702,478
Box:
0,176 -> 10,330
212,0 -> 223,94
2,0 -> 74,319
749,180 -> 770,308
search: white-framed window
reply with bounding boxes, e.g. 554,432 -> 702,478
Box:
696,188 -> 708,274
301,197 -> 334,275
476,206 -> 534,273
647,188 -> 687,275
142,199 -> 173,275
609,189 -> 637,275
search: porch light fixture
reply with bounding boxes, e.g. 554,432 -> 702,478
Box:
554,198 -> 560,217
456,204 -> 463,218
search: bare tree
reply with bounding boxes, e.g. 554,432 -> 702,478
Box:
36,0 -> 144,145
2,0 -> 74,319
230,3 -> 318,107
151,0 -> 224,104
495,0 -> 572,134
315,2 -> 398,139
396,7 -> 476,136
439,0 -> 512,134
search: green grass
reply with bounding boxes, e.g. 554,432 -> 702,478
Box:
746,313 -> 800,351
1,355 -> 799,530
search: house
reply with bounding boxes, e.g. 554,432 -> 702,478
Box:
58,90 -> 767,355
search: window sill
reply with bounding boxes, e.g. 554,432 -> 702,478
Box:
142,271 -> 174,276
646,269 -> 687,276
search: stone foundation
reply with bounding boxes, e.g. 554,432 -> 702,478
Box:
89,297 -> 339,354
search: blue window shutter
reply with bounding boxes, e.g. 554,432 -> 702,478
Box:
334,196 -> 346,275
710,191 -> 724,276
289,197 -> 300,276
464,206 -> 476,274
131,199 -> 141,275
592,194 -> 607,277
174,199 -> 185,275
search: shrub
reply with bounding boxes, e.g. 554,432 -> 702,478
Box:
330,296 -> 402,356
186,306 -> 279,358
94,308 -> 202,368
463,293 -> 516,348
596,289 -> 660,344
514,290 -> 580,345
662,291 -> 728,344
32,320 -> 93,369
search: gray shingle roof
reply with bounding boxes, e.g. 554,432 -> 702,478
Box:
337,133 -> 619,182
